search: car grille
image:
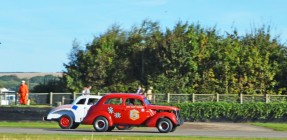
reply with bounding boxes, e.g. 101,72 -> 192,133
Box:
173,110 -> 184,125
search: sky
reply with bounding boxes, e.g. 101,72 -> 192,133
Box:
0,0 -> 286,72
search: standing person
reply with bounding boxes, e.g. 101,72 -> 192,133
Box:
136,85 -> 143,95
146,87 -> 153,103
86,86 -> 92,95
82,86 -> 92,95
18,80 -> 29,105
82,86 -> 87,95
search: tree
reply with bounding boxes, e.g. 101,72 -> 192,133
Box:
63,20 -> 287,95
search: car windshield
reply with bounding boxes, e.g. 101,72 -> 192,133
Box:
144,98 -> 151,105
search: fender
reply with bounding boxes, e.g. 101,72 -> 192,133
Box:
47,110 -> 75,121
82,111 -> 113,126
145,112 -> 177,127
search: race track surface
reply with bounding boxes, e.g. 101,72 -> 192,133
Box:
1,122 -> 287,138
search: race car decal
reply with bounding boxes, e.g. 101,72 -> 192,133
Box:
130,109 -> 139,120
72,105 -> 78,110
108,106 -> 114,114
114,112 -> 121,118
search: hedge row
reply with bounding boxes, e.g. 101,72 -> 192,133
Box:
164,102 -> 287,122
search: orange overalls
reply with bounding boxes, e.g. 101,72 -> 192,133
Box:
18,84 -> 29,105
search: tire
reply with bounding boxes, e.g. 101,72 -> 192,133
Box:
71,123 -> 80,129
170,126 -> 177,132
107,126 -> 115,132
58,115 -> 73,129
156,118 -> 173,133
93,116 -> 109,132
116,125 -> 134,130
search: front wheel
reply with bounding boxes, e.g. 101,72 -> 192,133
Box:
156,118 -> 173,133
93,116 -> 109,132
58,115 -> 73,129
170,126 -> 177,132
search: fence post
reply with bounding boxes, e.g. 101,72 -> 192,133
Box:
0,90 -> 2,104
192,93 -> 195,103
240,93 -> 243,104
265,94 -> 269,103
167,93 -> 170,103
62,96 -> 65,105
216,94 -> 219,102
49,92 -> 53,106
73,92 -> 76,100
14,92 -> 18,105
153,93 -> 156,104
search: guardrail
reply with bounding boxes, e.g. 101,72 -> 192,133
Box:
1,91 -> 287,106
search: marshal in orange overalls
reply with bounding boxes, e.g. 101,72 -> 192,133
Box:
18,81 -> 29,105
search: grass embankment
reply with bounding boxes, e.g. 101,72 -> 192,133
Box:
250,122 -> 287,131
1,121 -> 287,131
0,134 -> 286,140
0,121 -> 92,129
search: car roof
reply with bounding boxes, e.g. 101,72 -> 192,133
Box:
103,93 -> 145,98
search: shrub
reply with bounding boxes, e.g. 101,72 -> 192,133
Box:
165,102 -> 287,122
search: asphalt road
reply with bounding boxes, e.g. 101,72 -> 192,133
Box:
1,122 -> 287,138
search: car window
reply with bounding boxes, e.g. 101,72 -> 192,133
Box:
126,98 -> 143,106
88,98 -> 99,105
76,98 -> 86,105
144,98 -> 151,105
105,98 -> 122,105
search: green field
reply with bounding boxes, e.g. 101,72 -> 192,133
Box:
1,122 -> 287,140
250,122 -> 287,131
0,134 -> 286,140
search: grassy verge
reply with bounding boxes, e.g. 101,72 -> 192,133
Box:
0,134 -> 285,140
0,121 -> 93,129
1,122 -> 287,140
250,122 -> 287,131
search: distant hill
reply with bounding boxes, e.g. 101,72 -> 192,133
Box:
0,72 -> 63,79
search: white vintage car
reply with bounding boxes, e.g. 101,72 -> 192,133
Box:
43,95 -> 102,129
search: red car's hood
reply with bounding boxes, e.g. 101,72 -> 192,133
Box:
147,105 -> 179,111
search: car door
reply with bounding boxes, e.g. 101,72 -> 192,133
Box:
103,97 -> 123,124
72,98 -> 90,122
121,98 -> 149,125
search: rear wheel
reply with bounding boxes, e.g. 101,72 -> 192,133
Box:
107,126 -> 115,132
93,116 -> 109,132
156,118 -> 173,133
58,115 -> 73,129
71,123 -> 80,129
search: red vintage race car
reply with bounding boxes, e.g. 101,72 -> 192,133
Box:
82,93 -> 184,133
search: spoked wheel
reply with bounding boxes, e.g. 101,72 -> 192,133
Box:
156,118 -> 173,133
58,115 -> 73,129
93,116 -> 109,132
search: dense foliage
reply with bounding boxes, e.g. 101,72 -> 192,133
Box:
167,102 -> 287,122
63,20 -> 287,94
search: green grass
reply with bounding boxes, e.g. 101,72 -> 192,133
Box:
1,122 -> 287,140
250,122 -> 287,131
0,134 -> 286,140
0,121 -> 93,129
